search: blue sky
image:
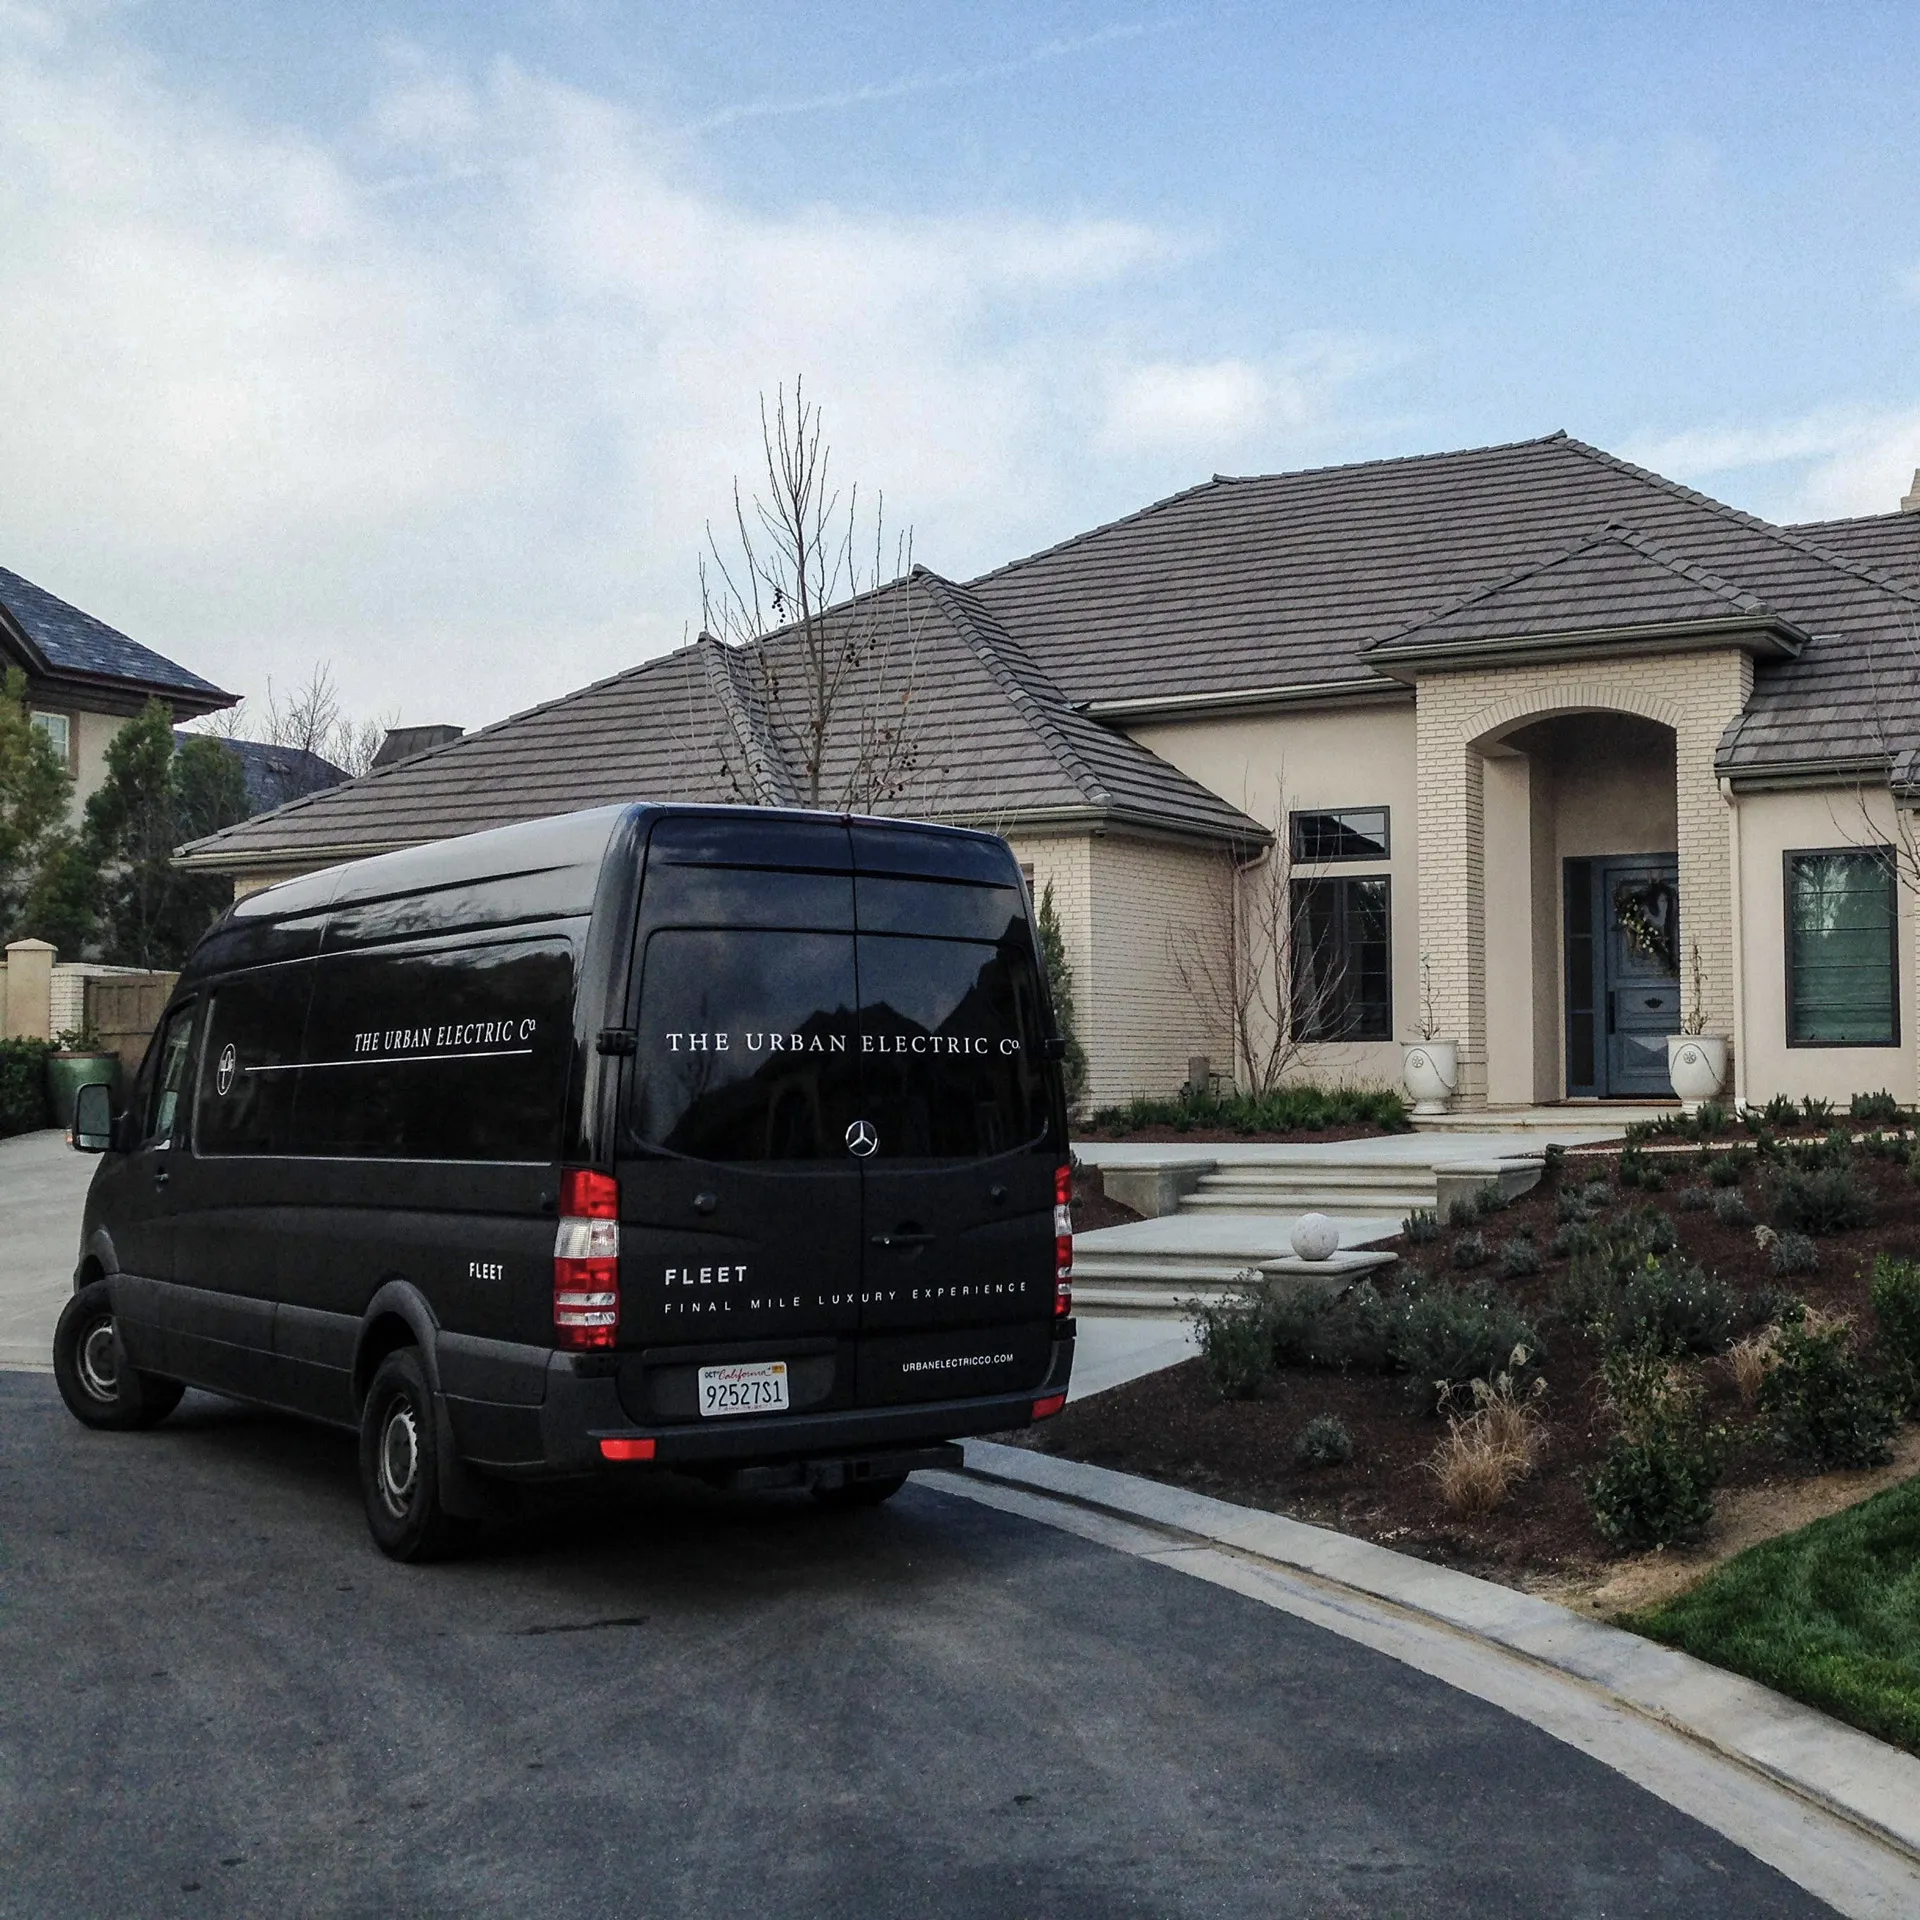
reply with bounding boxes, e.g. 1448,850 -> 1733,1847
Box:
2,2 -> 1916,729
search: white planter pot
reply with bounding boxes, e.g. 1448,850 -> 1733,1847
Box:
1401,1040 -> 1459,1116
1666,1033 -> 1729,1110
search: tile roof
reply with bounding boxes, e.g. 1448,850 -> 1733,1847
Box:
174,732 -> 347,815
177,570 -> 1267,871
1365,523 -> 1805,664
1788,511 -> 1920,590
0,563 -> 232,707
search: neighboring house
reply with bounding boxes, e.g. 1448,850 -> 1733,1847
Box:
176,434 -> 1920,1115
2,562 -> 236,818
173,732 -> 348,816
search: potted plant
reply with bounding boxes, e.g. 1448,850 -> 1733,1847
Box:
47,1022 -> 118,1134
1666,942 -> 1729,1111
1401,955 -> 1459,1116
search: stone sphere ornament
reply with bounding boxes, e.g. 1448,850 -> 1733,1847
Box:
1290,1212 -> 1340,1263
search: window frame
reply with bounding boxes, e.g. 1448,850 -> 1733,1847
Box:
1783,845 -> 1900,1050
1289,874 -> 1393,1044
1288,806 -> 1391,865
29,709 -> 73,773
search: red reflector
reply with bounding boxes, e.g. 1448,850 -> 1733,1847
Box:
599,1437 -> 655,1462
1055,1163 -> 1072,1207
1032,1392 -> 1067,1420
560,1167 -> 619,1218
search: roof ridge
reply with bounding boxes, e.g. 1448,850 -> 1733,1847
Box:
697,634 -> 798,806
1599,522 -> 1772,613
1554,435 -> 1920,613
964,431 -> 1575,595
911,568 -> 1111,809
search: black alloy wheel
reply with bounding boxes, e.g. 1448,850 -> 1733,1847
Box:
357,1347 -> 474,1563
52,1281 -> 184,1431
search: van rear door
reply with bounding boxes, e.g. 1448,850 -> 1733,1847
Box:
850,825 -> 1061,1405
618,818 -> 865,1382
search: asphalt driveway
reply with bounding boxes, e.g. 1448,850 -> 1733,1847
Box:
0,1371 -> 1834,1919
0,1129 -> 89,1370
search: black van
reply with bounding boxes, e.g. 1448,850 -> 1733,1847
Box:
55,805 -> 1075,1559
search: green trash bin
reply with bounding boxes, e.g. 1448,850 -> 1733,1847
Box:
47,1050 -> 118,1133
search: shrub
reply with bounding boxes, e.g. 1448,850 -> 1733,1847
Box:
0,1038 -> 54,1138
1293,1413 -> 1354,1469
1858,1128 -> 1913,1163
1548,1222 -> 1593,1260
1500,1232 -> 1541,1278
1677,1185 -> 1712,1212
1191,1287 -> 1273,1399
1587,1347 -> 1722,1551
1556,1187 -> 1591,1225
1618,1144 -> 1666,1192
1581,1178 -> 1612,1208
1802,1096 -> 1836,1127
1087,1085 -> 1410,1137
1391,1279 -> 1541,1411
1725,1327 -> 1782,1408
1402,1207 -> 1439,1244
1771,1166 -> 1873,1237
1445,1192 -> 1481,1228
1265,1278 -> 1393,1374
1710,1188 -> 1752,1228
1754,1093 -> 1800,1131
1694,1100 -> 1732,1137
1703,1147 -> 1754,1188
1851,1089 -> 1905,1128
1760,1312 -> 1900,1471
1557,1210 -> 1733,1356
1473,1180 -> 1510,1215
1451,1231 -> 1489,1270
1770,1232 -> 1818,1278
1868,1256 -> 1920,1414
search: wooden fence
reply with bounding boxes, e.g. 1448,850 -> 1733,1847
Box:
86,973 -> 179,1078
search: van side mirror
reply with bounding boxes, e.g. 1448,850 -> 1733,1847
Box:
71,1080 -> 114,1153
1042,1035 -> 1068,1063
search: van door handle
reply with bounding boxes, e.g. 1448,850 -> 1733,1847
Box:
152,1166 -> 170,1189
871,1230 -> 935,1248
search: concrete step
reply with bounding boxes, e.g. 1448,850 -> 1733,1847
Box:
1073,1284 -> 1247,1318
1179,1189 -> 1432,1219
1412,1104 -> 1675,1133
1069,1246 -> 1398,1317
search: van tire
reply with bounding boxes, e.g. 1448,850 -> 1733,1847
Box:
811,1471 -> 909,1510
52,1282 -> 184,1431
359,1348 -> 474,1563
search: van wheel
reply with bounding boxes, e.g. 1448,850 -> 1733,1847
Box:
53,1282 -> 184,1431
812,1471 -> 909,1510
358,1349 -> 474,1563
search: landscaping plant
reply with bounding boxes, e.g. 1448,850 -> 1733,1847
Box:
1869,1255 -> 1920,1414
1191,1287 -> 1274,1399
1392,1278 -> 1541,1411
1500,1231 -> 1541,1278
1759,1309 -> 1900,1471
1587,1345 -> 1723,1551
1770,1165 -> 1872,1236
1086,1085 -> 1409,1137
1769,1231 -> 1818,1278
1851,1089 -> 1905,1128
1710,1188 -> 1752,1228
0,1037 -> 54,1137
1292,1413 -> 1354,1469
1402,1206 -> 1439,1244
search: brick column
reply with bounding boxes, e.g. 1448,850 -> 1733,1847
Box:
2,938 -> 56,1041
1671,654 -> 1752,1039
1414,696 -> 1489,1102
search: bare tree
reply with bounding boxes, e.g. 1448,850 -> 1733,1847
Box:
1167,791 -> 1350,1097
187,662 -> 395,807
700,379 -> 925,812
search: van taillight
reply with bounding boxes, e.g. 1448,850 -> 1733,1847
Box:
1054,1163 -> 1073,1318
554,1168 -> 619,1350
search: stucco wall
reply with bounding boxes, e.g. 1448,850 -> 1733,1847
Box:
1732,787 -> 1917,1107
1127,703 -> 1416,1091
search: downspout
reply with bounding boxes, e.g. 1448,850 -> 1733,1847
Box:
1721,776 -> 1748,1112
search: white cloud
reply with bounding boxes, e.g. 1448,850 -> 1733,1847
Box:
0,24 -> 1389,729
1624,408 -> 1920,522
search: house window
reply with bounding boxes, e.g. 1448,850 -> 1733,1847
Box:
1291,807 -> 1389,863
29,710 -> 71,768
1291,877 -> 1391,1040
1786,849 -> 1898,1047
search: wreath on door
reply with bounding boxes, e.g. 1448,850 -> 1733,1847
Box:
1612,877 -> 1678,972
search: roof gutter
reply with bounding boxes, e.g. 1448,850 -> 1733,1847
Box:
1083,678 -> 1411,723
1366,614 -> 1807,682
1720,753 -> 1902,796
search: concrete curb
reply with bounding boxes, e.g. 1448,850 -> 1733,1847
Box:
959,1437 -> 1920,1867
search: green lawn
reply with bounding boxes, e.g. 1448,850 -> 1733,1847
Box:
1630,1474 -> 1920,1755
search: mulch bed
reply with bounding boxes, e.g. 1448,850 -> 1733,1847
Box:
1069,1161 -> 1143,1234
1030,1137 -> 1920,1581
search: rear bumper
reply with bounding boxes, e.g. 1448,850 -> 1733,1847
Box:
466,1323 -> 1074,1479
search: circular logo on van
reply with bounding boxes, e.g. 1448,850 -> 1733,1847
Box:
216,1043 -> 236,1097
844,1119 -> 878,1159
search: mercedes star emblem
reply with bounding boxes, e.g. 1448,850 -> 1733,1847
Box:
845,1119 -> 878,1158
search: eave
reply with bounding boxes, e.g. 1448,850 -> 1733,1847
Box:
1082,677 -> 1412,723
1366,614 -> 1808,683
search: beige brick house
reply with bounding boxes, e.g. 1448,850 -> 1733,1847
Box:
178,433 -> 1920,1116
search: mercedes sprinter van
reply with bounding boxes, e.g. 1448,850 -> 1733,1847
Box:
56,805 -> 1076,1558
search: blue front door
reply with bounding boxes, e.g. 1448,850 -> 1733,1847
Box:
1564,857 -> 1681,1097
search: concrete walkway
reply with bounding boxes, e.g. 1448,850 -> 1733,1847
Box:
0,1129 -> 89,1371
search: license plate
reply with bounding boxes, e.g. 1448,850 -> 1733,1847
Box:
697,1360 -> 789,1418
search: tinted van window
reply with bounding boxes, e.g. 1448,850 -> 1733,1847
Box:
857,933 -> 1051,1159
629,929 -> 860,1160
292,939 -> 575,1160
195,965 -> 312,1155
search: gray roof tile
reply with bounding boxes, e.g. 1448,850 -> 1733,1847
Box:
0,563 -> 231,704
